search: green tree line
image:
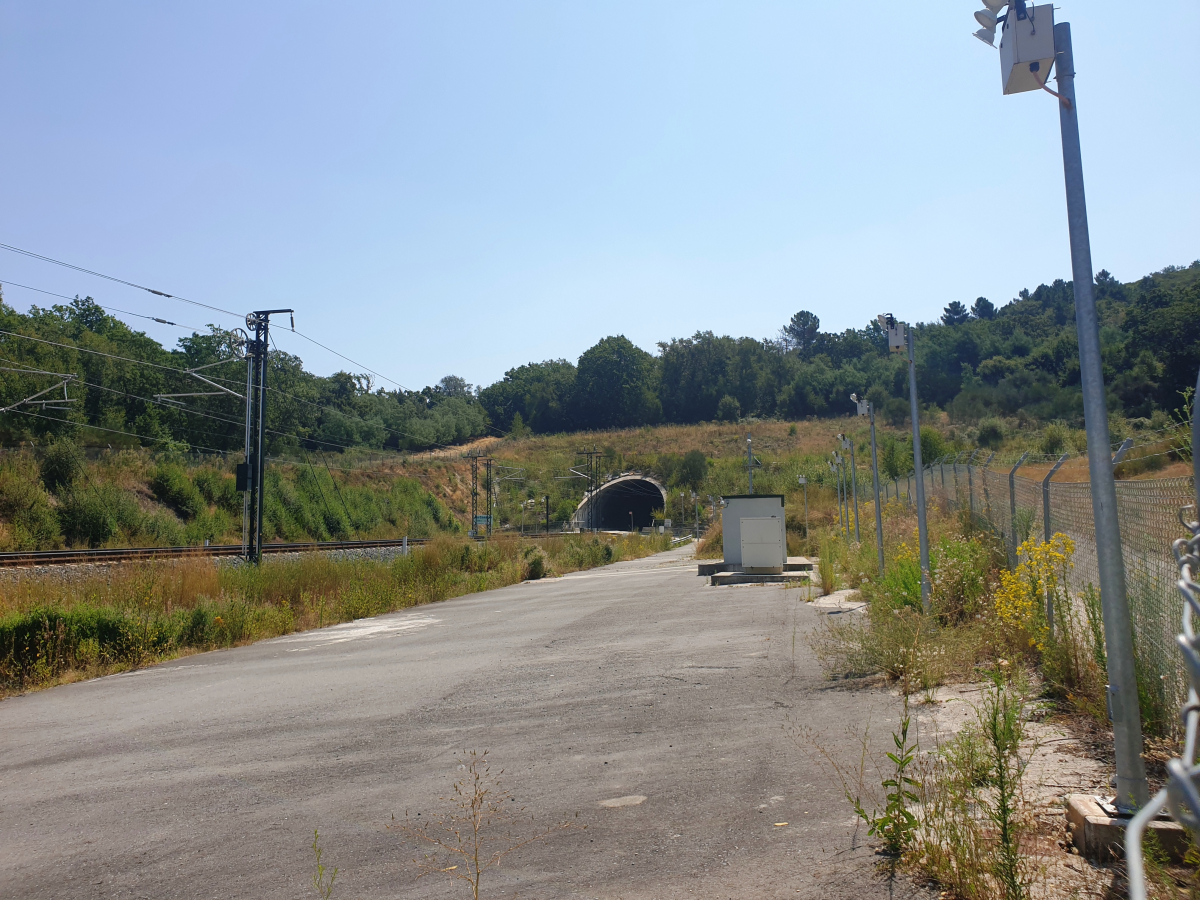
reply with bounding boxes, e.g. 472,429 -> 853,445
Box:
482,261 -> 1200,433
2,260 -> 1196,453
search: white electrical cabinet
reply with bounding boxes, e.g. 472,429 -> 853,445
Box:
722,495 -> 785,569
740,517 -> 786,574
999,3 -> 1055,95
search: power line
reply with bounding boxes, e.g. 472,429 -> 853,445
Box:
2,407 -> 231,455
0,242 -> 244,319
0,278 -> 201,330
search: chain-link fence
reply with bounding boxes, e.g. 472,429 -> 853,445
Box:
894,459 -> 1194,718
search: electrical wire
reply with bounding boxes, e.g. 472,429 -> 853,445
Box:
0,243 -> 244,319
0,278 -> 201,330
3,407 -> 231,455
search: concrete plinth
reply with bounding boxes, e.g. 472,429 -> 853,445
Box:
1066,794 -> 1189,862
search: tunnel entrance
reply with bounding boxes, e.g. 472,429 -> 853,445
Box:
573,474 -> 667,531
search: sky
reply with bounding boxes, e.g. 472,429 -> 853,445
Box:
0,1 -> 1196,391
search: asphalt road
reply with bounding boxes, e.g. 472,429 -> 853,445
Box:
1,546 -> 933,899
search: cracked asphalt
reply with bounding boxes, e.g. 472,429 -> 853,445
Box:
1,546 -> 934,899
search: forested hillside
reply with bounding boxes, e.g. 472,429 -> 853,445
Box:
0,260 -> 1196,457
482,261 -> 1200,434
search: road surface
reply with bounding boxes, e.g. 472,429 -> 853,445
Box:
1,546 -> 932,899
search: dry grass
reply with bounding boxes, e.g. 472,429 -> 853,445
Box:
0,532 -> 671,696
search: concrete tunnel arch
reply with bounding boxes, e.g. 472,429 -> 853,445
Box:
571,473 -> 668,531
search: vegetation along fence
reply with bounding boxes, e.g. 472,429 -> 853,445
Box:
882,458 -> 1195,727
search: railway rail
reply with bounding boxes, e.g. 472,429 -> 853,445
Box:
0,537 -> 431,569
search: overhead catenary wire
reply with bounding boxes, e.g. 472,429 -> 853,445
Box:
0,278 -> 201,331
0,243 -> 244,320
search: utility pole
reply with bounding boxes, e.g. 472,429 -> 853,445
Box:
544,495 -> 550,534
970,4 -> 1147,815
1057,23 -> 1147,811
244,309 -> 292,564
855,394 -> 885,577
797,475 -> 808,541
906,326 -> 931,612
574,447 -> 601,531
842,433 -> 860,542
745,434 -> 761,494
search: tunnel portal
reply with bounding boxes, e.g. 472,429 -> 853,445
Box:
572,474 -> 668,531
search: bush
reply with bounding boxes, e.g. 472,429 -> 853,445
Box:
1039,422 -> 1069,456
716,395 -> 741,422
0,457 -> 62,549
194,467 -> 241,513
39,438 -> 84,493
150,465 -> 206,519
919,426 -> 946,462
976,418 -> 1005,449
58,483 -> 144,547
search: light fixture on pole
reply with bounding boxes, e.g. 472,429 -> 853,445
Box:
853,393 -> 885,578
969,0 -> 1149,817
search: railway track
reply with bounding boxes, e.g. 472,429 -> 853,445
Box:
0,537 -> 431,569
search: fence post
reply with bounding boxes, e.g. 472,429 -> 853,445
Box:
981,452 -> 996,519
967,449 -> 980,522
1008,451 -> 1030,566
1042,453 -> 1070,639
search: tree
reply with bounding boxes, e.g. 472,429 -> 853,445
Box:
572,336 -> 661,429
971,296 -> 996,320
783,311 -> 821,356
942,301 -> 971,326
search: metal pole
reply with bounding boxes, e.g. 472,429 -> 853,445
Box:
849,439 -> 860,542
1008,451 -> 1029,566
747,434 -> 754,494
1054,20 -> 1147,812
839,456 -> 848,538
967,449 -> 979,523
1042,453 -> 1069,545
869,405 -> 884,577
242,351 -> 253,560
1042,452 -> 1069,641
252,318 -> 268,564
906,328 -> 931,613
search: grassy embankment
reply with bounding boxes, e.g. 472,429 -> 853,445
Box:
0,531 -> 672,697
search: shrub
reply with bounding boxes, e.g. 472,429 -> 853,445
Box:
976,418 -> 1005,449
58,483 -> 144,547
0,456 -> 62,549
194,467 -> 241,513
39,438 -> 84,493
919,426 -> 946,462
1038,422 -> 1068,456
715,394 -> 741,422
150,465 -> 206,519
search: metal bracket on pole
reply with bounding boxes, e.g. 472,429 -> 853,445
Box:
1111,437 -> 1134,468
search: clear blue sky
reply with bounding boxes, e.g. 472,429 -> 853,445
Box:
1,2 -> 1196,390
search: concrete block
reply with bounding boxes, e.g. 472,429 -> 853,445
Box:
1066,794 -> 1190,862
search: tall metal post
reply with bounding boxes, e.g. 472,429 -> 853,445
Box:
868,405 -> 884,577
246,308 -> 293,564
906,328 -> 931,613
1008,451 -> 1030,566
746,433 -> 755,494
1052,20 -> 1147,812
847,438 -> 861,542
242,351 -> 253,559
545,495 -> 550,534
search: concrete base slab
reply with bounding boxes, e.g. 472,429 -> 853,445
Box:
1066,794 -> 1189,862
697,556 -> 814,577
710,571 -> 813,587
